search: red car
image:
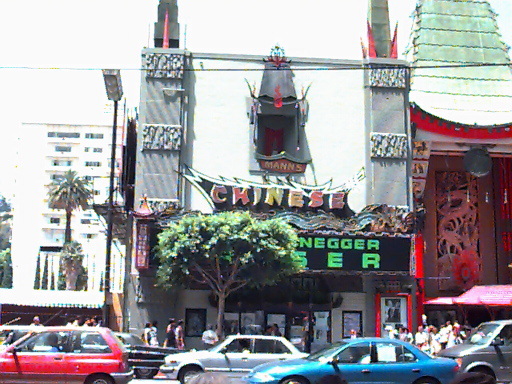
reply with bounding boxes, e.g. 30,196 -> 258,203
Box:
0,326 -> 133,384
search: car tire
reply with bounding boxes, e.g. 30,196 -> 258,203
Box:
84,374 -> 114,384
412,378 -> 439,384
178,366 -> 203,384
280,376 -> 310,384
134,367 -> 158,379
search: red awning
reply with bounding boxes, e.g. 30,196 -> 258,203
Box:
425,285 -> 512,306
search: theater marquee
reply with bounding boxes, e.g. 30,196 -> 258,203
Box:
294,233 -> 412,273
182,167 -> 364,218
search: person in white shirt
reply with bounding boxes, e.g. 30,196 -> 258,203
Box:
202,325 -> 219,349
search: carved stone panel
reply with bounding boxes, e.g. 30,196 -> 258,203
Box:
142,124 -> 182,150
369,67 -> 407,88
143,53 -> 184,79
435,171 -> 481,291
370,133 -> 407,159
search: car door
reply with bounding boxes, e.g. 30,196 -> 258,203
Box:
65,330 -> 118,382
333,341 -> 374,384
221,337 -> 254,376
0,331 -> 74,384
362,340 -> 424,384
250,338 -> 297,368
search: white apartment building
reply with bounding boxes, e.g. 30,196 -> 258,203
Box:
10,122 -> 125,302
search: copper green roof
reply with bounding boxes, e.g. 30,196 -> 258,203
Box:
408,0 -> 512,126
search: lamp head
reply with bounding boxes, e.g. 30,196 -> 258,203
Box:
102,69 -> 123,101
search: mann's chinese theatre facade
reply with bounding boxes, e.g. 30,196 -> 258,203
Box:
128,2 -> 419,349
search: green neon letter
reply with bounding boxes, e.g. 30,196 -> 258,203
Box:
293,251 -> 308,268
327,252 -> 343,268
362,253 -> 380,269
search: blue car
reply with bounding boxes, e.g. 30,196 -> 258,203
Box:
245,337 -> 459,384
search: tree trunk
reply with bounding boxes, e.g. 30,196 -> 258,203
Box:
65,265 -> 79,290
64,209 -> 72,244
216,291 -> 226,339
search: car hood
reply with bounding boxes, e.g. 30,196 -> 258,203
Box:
438,343 -> 484,358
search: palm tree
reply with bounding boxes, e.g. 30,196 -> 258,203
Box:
47,170 -> 92,244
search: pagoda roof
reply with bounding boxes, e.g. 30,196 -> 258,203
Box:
408,0 -> 512,127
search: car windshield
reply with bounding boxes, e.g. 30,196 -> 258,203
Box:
116,333 -> 145,347
307,342 -> 346,360
466,323 -> 501,345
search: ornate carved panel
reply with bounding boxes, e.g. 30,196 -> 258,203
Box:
143,53 -> 184,79
370,133 -> 408,159
435,171 -> 481,291
142,124 -> 182,150
369,67 -> 407,88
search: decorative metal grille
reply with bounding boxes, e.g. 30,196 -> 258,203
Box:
435,171 -> 481,291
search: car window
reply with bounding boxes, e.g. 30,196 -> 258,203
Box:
498,325 -> 512,345
225,338 -> 252,353
467,323 -> 501,345
70,331 -> 112,354
375,341 -> 415,363
253,339 -> 290,354
335,342 -> 371,364
16,331 -> 69,353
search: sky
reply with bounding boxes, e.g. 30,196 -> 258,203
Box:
0,0 -> 511,201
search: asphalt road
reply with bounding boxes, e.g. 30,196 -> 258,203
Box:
131,379 -> 178,384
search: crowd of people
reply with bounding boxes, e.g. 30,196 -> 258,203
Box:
384,320 -> 468,355
142,318 -> 186,350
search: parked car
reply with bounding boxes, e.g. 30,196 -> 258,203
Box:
0,326 -> 133,384
245,337 -> 459,384
160,334 -> 307,383
438,319 -> 512,382
115,331 -> 180,379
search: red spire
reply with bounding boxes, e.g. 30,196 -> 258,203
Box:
390,22 -> 398,59
163,8 -> 170,49
367,21 -> 377,58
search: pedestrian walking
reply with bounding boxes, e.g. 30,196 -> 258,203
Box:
164,318 -> 177,348
176,319 -> 185,350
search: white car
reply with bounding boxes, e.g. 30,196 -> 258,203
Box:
160,334 -> 307,383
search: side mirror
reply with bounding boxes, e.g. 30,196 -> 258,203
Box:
491,337 -> 505,347
329,357 -> 339,365
6,346 -> 19,354
220,347 -> 227,354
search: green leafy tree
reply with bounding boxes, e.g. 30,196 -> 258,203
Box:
156,211 -> 300,336
47,170 -> 92,244
0,248 -> 13,288
60,241 -> 88,291
0,196 -> 12,251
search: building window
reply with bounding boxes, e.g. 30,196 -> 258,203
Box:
93,190 -> 100,195
51,174 -> 64,181
50,217 -> 60,224
48,132 -> 80,138
81,219 -> 91,224
55,146 -> 71,152
93,147 -> 103,153
84,176 -> 93,181
52,160 -> 72,166
84,147 -> 90,152
84,234 -> 96,239
85,161 -> 101,167
85,133 -> 104,139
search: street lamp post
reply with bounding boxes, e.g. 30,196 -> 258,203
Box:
102,69 -> 123,328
